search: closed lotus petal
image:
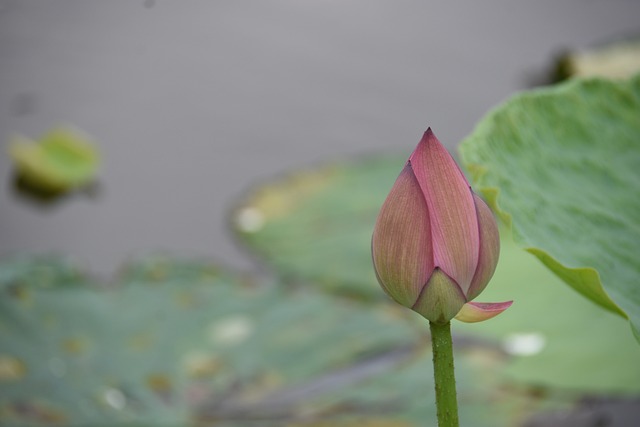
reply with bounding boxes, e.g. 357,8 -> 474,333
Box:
412,269 -> 467,324
372,163 -> 434,307
466,193 -> 501,301
409,129 -> 479,293
454,301 -> 513,323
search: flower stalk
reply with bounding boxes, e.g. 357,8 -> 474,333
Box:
430,321 -> 459,427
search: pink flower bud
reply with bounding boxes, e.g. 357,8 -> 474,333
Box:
372,129 -> 511,324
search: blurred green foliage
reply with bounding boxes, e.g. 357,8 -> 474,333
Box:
8,127 -> 99,195
0,257 -> 566,426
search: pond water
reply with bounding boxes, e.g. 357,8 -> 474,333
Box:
1,0 -> 638,278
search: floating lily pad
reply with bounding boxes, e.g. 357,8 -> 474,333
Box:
8,127 -> 100,193
459,75 -> 640,342
234,156 -> 402,299
555,38 -> 640,81
232,153 -> 640,393
0,257 -> 561,426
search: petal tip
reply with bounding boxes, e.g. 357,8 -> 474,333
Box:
454,300 -> 513,323
421,127 -> 438,145
410,128 -> 441,161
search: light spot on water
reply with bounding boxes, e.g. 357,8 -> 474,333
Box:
235,207 -> 265,233
104,387 -> 126,410
209,316 -> 253,346
503,332 -> 546,356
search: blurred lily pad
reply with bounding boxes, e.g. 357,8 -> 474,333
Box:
232,152 -> 640,393
8,127 -> 100,194
555,38 -> 640,81
459,75 -> 640,342
234,156 -> 402,298
0,257 -> 561,426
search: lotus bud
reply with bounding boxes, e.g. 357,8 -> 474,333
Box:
372,129 -> 512,324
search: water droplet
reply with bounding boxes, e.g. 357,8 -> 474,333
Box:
236,207 -> 265,233
209,316 -> 253,346
503,332 -> 546,356
104,388 -> 126,410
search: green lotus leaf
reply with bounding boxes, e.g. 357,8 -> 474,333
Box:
233,156 -> 402,299
459,75 -> 640,342
8,127 -> 100,192
0,257 -> 563,426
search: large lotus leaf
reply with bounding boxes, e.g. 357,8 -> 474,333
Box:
459,75 -> 640,342
0,257 -> 559,426
232,155 -> 640,393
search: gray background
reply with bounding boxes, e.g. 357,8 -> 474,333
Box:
1,0 -> 639,278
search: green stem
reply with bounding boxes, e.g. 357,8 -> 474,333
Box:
430,321 -> 459,427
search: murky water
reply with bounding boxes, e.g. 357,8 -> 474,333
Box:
1,0 -> 638,277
